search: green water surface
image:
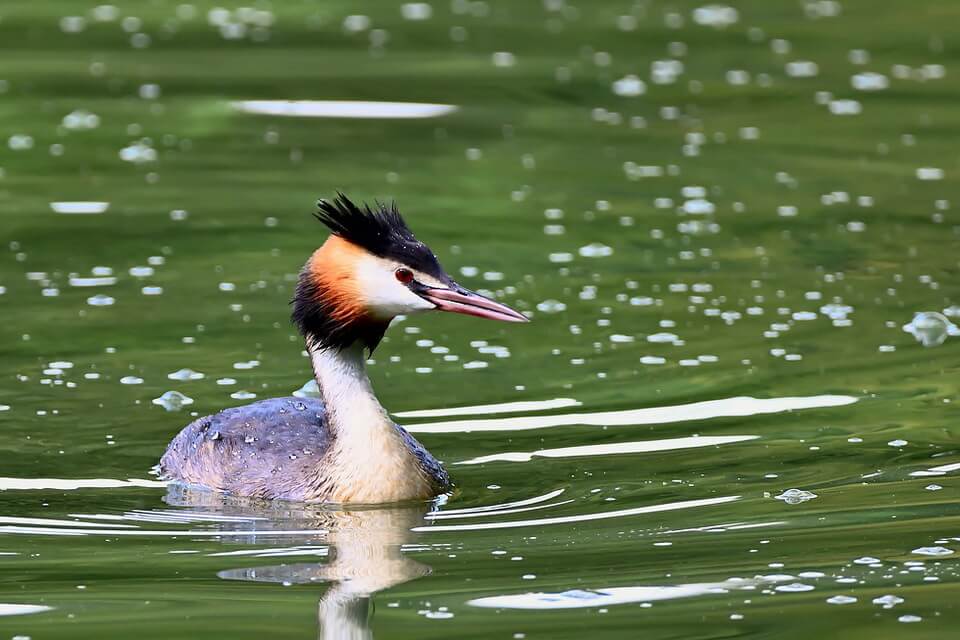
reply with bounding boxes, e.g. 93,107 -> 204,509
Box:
1,1 -> 959,638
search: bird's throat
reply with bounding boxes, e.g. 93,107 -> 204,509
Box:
309,343 -> 391,438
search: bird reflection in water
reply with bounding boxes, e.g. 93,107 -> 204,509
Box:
164,485 -> 435,639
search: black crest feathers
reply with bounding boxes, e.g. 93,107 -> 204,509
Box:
313,192 -> 448,281
315,193 -> 415,258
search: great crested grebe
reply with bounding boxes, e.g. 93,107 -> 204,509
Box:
159,193 -> 527,504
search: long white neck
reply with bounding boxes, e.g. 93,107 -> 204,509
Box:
310,343 -> 390,437
308,343 -> 432,503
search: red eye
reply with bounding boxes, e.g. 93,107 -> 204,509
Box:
395,268 -> 414,284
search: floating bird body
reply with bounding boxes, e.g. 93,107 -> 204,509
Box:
159,194 -> 526,503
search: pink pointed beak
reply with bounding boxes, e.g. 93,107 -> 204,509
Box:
419,286 -> 528,323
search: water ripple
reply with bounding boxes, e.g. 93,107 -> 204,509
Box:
395,397 -> 581,418
414,496 -> 740,532
406,395 -> 857,433
468,578 -> 757,609
457,435 -> 758,465
0,477 -> 167,491
231,100 -> 457,119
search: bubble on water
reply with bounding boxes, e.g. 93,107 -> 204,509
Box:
492,52 -> 516,68
548,252 -> 573,264
120,376 -> 143,385
691,5 -> 739,28
233,360 -> 259,370
293,379 -> 320,398
640,356 -> 666,365
129,266 -> 154,278
168,368 -> 205,381
216,377 -> 236,386
925,484 -> 943,491
853,556 -> 880,565
775,488 -> 817,504
725,69 -> 750,86
87,294 -> 115,306
916,167 -> 944,181
785,61 -> 819,77
424,610 -> 454,619
142,286 -> 163,295
898,615 -> 922,623
139,83 -> 161,100
612,75 -> 646,97
230,390 -> 257,400
119,141 -> 157,163
8,134 -> 34,151
170,209 -> 188,221
578,243 -> 613,258
62,109 -> 100,130
152,390 -> 194,411
912,546 -> 953,557
851,72 -> 889,91
872,594 -> 904,609
903,311 -> 954,347
536,299 -> 566,313
828,99 -> 862,115
342,14 -> 370,32
888,439 -> 908,447
69,274 -> 116,287
819,303 -> 853,319
60,15 -> 87,33
777,205 -> 798,217
683,199 -> 715,214
651,59 -> 684,85
647,332 -> 680,345
623,163 -> 663,180
399,3 -> 432,21
826,595 -> 857,605
775,583 -> 814,592
463,360 -> 488,370
92,4 -> 119,21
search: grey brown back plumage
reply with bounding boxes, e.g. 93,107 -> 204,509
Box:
159,397 -> 449,502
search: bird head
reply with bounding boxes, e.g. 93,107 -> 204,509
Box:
293,193 -> 527,351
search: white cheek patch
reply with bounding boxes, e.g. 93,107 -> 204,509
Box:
354,255 -> 437,318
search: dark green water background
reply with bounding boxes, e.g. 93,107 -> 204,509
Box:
1,1 -> 959,638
